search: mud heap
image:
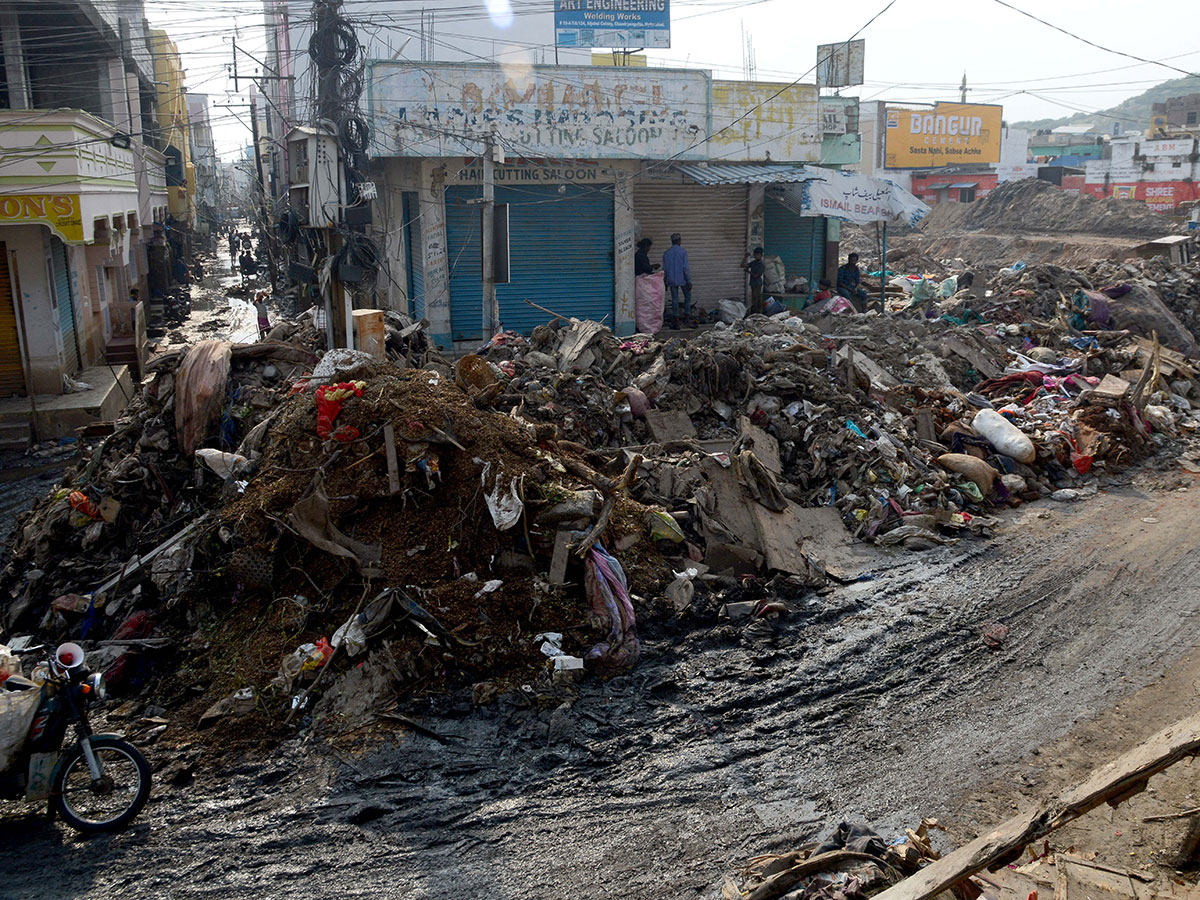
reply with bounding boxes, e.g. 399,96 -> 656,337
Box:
917,179 -> 1184,239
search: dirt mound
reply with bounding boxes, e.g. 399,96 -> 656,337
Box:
918,179 -> 1182,239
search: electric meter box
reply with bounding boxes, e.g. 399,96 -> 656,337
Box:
285,125 -> 344,228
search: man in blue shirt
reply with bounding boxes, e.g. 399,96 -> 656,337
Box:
837,252 -> 869,311
661,232 -> 692,328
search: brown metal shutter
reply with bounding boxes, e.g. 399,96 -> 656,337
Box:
633,184 -> 748,308
0,243 -> 25,398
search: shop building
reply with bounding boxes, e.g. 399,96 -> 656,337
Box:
362,63 -> 861,349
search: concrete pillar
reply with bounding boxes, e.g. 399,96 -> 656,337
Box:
0,10 -> 31,110
613,169 -> 635,337
102,59 -> 129,131
419,161 -> 451,350
124,72 -> 141,139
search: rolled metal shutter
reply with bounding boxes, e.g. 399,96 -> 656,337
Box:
51,236 -> 80,374
633,184 -> 748,308
445,184 -> 615,341
0,243 -> 25,398
764,197 -> 826,292
403,192 -> 425,320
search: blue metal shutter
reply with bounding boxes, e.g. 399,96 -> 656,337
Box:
764,198 -> 826,294
444,184 -> 614,341
51,237 -> 80,373
402,192 -> 425,320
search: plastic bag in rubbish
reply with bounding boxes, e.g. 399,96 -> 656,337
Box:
195,448 -> 249,479
481,462 -> 524,531
716,299 -> 747,324
0,681 -> 40,772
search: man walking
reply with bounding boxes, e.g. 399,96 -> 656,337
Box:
662,232 -> 692,328
742,246 -> 765,315
837,252 -> 870,311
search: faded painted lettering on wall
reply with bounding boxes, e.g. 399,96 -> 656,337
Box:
367,64 -> 708,160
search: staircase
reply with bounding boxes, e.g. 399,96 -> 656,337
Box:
0,419 -> 30,452
105,337 -> 142,380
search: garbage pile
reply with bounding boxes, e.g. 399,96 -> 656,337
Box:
725,820 -> 946,900
1,289 -> 1197,739
0,325 -> 689,738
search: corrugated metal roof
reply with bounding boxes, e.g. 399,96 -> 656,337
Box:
948,181 -> 978,188
674,163 -> 810,185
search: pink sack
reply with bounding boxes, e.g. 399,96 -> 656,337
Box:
635,271 -> 666,334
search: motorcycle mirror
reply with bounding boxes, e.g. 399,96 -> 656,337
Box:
54,642 -> 85,670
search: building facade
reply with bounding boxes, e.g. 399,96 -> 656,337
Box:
1083,135 -> 1200,214
356,63 -> 860,349
0,0 -> 171,398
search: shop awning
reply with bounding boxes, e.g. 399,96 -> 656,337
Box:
673,163 -> 811,185
770,166 -> 931,226
925,183 -> 952,189
949,181 -> 979,188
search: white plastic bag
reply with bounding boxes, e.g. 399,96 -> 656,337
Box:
0,681 -> 40,772
481,462 -> 524,531
972,409 -> 1035,463
763,255 -> 786,294
716,299 -> 747,324
634,271 -> 665,334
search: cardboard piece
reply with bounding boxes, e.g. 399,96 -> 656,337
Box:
646,409 -> 697,443
738,416 -> 782,475
837,346 -> 898,389
786,506 -> 883,580
943,335 -> 1001,380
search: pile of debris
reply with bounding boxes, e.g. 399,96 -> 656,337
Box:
916,179 -> 1184,239
2,283 -> 1198,739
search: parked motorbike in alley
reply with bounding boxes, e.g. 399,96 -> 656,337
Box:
0,643 -> 151,833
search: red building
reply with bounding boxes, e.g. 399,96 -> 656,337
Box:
910,171 -> 999,205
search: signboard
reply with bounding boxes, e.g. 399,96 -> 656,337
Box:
448,160 -> 609,184
884,102 -> 1003,168
368,63 -> 706,160
816,40 -> 865,88
772,167 -> 930,227
555,0 -> 671,49
997,164 -> 1039,183
709,81 -> 821,162
820,101 -> 847,135
0,193 -> 84,243
1142,138 -> 1195,158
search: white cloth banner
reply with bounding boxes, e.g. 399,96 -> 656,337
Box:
774,166 -> 931,227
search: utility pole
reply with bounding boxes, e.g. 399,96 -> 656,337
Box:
482,128 -> 498,338
248,95 -> 279,290
312,0 -> 348,347
960,73 -> 968,104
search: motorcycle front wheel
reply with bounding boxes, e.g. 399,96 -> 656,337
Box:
52,737 -> 151,832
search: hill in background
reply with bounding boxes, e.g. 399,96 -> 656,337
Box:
1012,75 -> 1200,132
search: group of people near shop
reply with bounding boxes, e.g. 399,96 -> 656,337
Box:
634,232 -> 876,326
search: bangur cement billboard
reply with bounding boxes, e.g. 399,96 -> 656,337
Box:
884,102 -> 1003,168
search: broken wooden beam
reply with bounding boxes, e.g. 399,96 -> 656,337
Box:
872,710 -> 1200,900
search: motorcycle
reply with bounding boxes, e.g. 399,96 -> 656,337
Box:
0,642 -> 151,833
163,289 -> 191,325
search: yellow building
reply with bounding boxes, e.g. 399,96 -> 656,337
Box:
150,30 -> 194,226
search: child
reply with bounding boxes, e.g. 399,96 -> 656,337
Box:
811,279 -> 834,303
254,292 -> 270,340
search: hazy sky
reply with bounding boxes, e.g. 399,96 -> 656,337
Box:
146,0 -> 1200,156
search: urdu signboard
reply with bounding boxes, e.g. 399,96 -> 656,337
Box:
367,63 -> 707,160
884,102 -> 1003,168
555,0 -> 671,49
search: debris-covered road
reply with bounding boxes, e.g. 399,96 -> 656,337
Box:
4,474 -> 1196,900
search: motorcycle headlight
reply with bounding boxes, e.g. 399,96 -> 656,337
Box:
86,672 -> 106,701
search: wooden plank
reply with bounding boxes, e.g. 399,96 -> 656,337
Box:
872,711 -> 1200,900
916,407 -> 937,443
837,346 -> 898,389
383,423 -> 401,495
549,530 -> 572,585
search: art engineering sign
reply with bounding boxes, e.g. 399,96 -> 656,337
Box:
555,0 -> 671,49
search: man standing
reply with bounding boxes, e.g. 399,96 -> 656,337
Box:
661,232 -> 691,328
742,246 -> 765,315
837,253 -> 870,311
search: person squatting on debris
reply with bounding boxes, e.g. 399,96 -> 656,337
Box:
743,246 -> 766,315
254,292 -> 270,340
838,252 -> 870,311
662,232 -> 692,328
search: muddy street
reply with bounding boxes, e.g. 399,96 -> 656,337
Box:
3,477 -> 1196,900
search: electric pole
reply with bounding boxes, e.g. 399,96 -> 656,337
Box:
482,128 -> 498,338
249,95 -> 279,290
960,73 -> 968,104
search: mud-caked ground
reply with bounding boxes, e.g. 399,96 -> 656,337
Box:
3,469 -> 1200,900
